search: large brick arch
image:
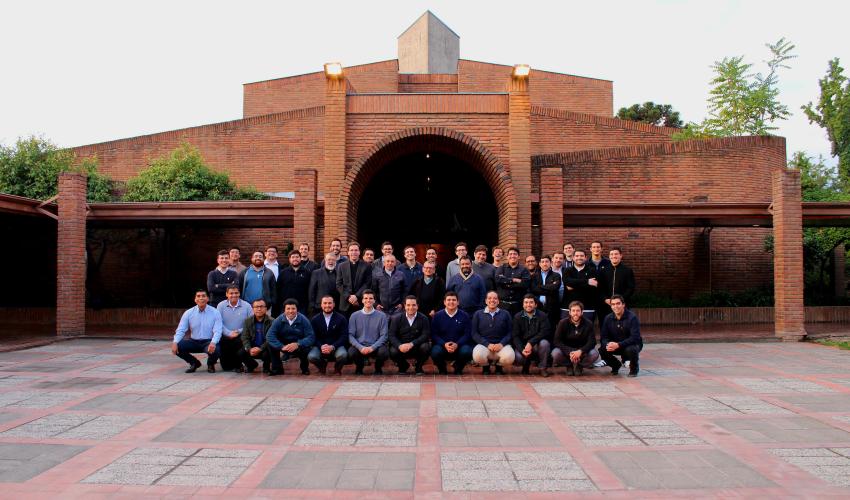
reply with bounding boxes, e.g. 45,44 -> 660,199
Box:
339,127 -> 518,246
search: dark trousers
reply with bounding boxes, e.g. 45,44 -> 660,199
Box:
219,335 -> 243,370
308,345 -> 349,367
238,346 -> 271,372
269,345 -> 310,374
430,343 -> 473,373
175,338 -> 220,367
389,342 -> 432,372
600,344 -> 641,372
347,345 -> 389,372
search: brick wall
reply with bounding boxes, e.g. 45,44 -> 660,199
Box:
398,74 -> 458,93
57,172 -> 87,336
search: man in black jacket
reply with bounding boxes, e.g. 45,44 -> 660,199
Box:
552,300 -> 599,376
564,249 -> 601,323
409,261 -> 446,318
277,250 -> 311,314
207,250 -> 238,307
238,298 -> 274,374
308,253 -> 339,316
512,295 -> 552,377
600,295 -> 643,377
308,295 -> 349,374
530,255 -> 562,331
336,242 -> 371,316
597,247 -> 636,308
299,243 -> 318,274
388,296 -> 432,375
495,247 -> 531,317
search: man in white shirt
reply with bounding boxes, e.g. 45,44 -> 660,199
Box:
264,245 -> 281,280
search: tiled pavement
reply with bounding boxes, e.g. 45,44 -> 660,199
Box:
0,340 -> 847,497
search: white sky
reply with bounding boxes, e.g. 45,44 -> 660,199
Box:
1,0 -> 846,166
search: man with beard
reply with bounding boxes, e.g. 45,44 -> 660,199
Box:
512,294 -> 552,377
308,295 -> 349,374
446,256 -> 486,316
238,251 -> 276,315
277,250 -> 310,315
495,247 -> 531,317
308,253 -> 340,316
552,300 -> 599,376
564,249 -> 600,323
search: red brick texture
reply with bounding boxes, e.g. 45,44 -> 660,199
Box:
293,169 -> 317,253
772,168 -> 806,340
321,74 -> 347,253
57,172 -> 87,336
509,76 -> 532,250
539,167 -> 564,257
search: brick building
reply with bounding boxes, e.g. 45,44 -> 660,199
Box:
66,12 -> 796,323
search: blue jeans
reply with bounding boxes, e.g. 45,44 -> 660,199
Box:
308,345 -> 349,366
176,338 -> 220,367
430,343 -> 473,373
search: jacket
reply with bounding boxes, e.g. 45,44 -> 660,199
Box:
372,267 -> 406,312
446,272 -> 486,311
308,267 -> 339,313
267,312 -> 315,350
495,264 -> 531,304
512,309 -> 551,350
397,261 -> 424,295
388,312 -> 431,348
564,265 -> 600,310
409,276 -> 446,315
237,266 -> 277,310
598,263 -> 636,304
336,258 -> 372,312
529,269 -> 562,313
240,314 -> 274,351
277,265 -> 311,311
600,309 -> 643,349
310,311 -> 348,349
554,316 -> 596,354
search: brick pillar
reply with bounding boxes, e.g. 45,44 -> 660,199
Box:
508,74 -> 532,251
540,166 -> 564,256
772,168 -> 806,340
323,70 -> 347,252
294,168 -> 318,255
57,172 -> 87,337
834,244 -> 846,299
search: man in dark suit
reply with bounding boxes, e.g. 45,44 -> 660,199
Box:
388,296 -> 432,375
530,255 -> 563,331
336,242 -> 372,317
308,295 -> 349,374
308,253 -> 340,316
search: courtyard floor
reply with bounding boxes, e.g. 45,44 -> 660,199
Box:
0,338 -> 847,498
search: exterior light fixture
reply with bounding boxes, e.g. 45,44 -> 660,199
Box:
324,62 -> 343,78
512,64 -> 530,78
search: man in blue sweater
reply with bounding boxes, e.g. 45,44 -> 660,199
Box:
430,291 -> 473,375
267,299 -> 315,376
471,291 -> 515,375
446,256 -> 486,315
308,295 -> 349,375
600,294 -> 643,377
347,290 -> 389,375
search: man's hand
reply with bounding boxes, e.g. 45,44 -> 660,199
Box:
400,342 -> 413,353
569,349 -> 582,363
488,343 -> 503,352
283,342 -> 299,353
512,278 -> 522,283
604,298 -> 612,305
360,346 -> 373,355
606,342 -> 619,352
207,342 -> 217,354
171,343 -> 179,355
523,343 -> 532,357
394,304 -> 403,311
249,347 -> 261,357
321,344 -> 333,355
348,294 -> 358,305
429,310 -> 436,318
588,278 -> 598,287
445,342 -> 457,353
228,330 -> 240,339
376,304 -> 384,311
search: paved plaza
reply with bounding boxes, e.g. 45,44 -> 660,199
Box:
0,339 -> 847,497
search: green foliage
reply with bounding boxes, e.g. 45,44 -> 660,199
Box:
616,102 -> 683,128
122,143 -> 266,202
0,136 -> 113,202
673,38 -> 795,140
802,58 -> 850,183
815,339 -> 850,350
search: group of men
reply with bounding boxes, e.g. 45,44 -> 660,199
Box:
176,239 -> 642,377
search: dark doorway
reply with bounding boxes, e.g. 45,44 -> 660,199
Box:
357,150 -> 498,265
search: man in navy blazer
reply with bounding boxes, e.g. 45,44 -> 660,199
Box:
308,295 -> 349,374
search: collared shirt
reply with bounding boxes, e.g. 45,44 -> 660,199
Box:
424,276 -> 433,285
486,307 -> 500,318
553,267 -> 565,301
286,315 -> 297,326
174,305 -> 223,344
445,309 -> 458,318
406,314 -> 417,327
323,312 -> 333,328
264,260 -> 280,279
217,299 -> 252,334
538,270 -> 549,305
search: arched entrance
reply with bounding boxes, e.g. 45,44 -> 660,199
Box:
339,128 -> 517,263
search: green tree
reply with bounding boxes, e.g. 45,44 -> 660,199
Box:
802,58 -> 850,184
616,102 -> 683,128
0,136 -> 112,202
123,143 -> 266,202
674,38 -> 795,140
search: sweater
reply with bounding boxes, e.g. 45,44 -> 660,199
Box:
348,309 -> 389,350
553,316 -> 596,354
409,276 -> 446,315
600,309 -> 643,349
267,312 -> 315,350
207,268 -> 238,307
471,308 -> 513,346
388,312 -> 431,348
431,309 -> 472,346
511,309 -> 551,350
397,262 -> 424,295
472,261 -> 497,291
446,272 -> 486,311
310,311 -> 348,349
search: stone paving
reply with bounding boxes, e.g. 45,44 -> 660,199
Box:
0,338 -> 847,497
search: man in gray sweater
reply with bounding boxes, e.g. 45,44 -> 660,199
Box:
347,289 -> 389,375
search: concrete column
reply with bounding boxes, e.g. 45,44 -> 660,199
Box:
834,244 -> 846,299
57,172 -> 87,337
539,166 -> 564,256
323,70 -> 347,251
294,169 -> 318,256
772,168 -> 806,340
508,73 -> 532,251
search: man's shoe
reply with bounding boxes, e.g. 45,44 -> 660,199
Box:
246,366 -> 256,374
318,363 -> 327,375
415,365 -> 425,376
482,365 -> 491,375
611,367 -> 620,376
334,364 -> 343,375
438,368 -> 448,375
574,363 -> 583,376
301,369 -> 310,375
521,366 -> 530,375
234,365 -> 244,374
267,370 -> 282,377
540,368 -> 550,378
354,367 -> 364,375
207,365 -> 216,373
627,371 -> 638,377
565,365 -> 575,376
373,368 -> 383,375
495,365 -> 504,375
185,361 -> 202,373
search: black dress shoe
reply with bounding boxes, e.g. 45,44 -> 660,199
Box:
566,365 -> 575,376
207,365 -> 216,373
482,365 -> 491,375
438,368 -> 448,375
373,368 -> 383,375
495,365 -> 504,375
301,369 -> 310,375
414,366 -> 425,376
611,367 -> 620,376
574,363 -> 583,376
234,365 -> 244,373
185,361 -> 202,373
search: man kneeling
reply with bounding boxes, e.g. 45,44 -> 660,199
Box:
512,294 -> 552,377
552,301 -> 599,376
172,290 -> 223,373
238,299 -> 273,374
267,299 -> 315,376
348,290 -> 389,375
471,291 -> 515,375
388,296 -> 432,375
308,295 -> 349,374
430,291 -> 473,375
600,295 -> 643,377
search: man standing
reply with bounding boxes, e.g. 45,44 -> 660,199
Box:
278,250 -> 311,314
472,245 -> 496,291
492,247 -> 505,268
471,291 -> 515,375
598,247 -> 636,307
299,243 -> 318,274
600,295 -> 642,377
172,290 -> 222,373
446,256 -> 486,316
329,238 -> 348,265
397,246 -> 424,295
264,246 -> 281,281
373,241 -> 395,271
430,292 -> 473,375
238,298 -> 273,374
512,294 -> 552,377
409,261 -> 446,318
530,255 -> 562,330
308,295 -> 349,374
238,251 -> 276,315
362,248 -> 376,266
425,247 -> 443,277
207,250 -> 237,307
524,254 -> 538,275
551,252 -> 568,311
216,285 -> 252,371
336,242 -> 371,316
267,299 -> 315,376
588,241 -> 612,274
373,254 -> 405,314
445,242 -> 468,282
563,243 -> 576,269
552,300 -> 599,376
564,249 -> 600,323
495,247 -> 531,317
348,290 -> 389,375
388,296 -> 432,375
308,253 -> 340,316
229,246 -> 247,274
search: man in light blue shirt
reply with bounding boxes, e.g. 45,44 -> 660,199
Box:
172,290 -> 223,373
216,285 -> 253,371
